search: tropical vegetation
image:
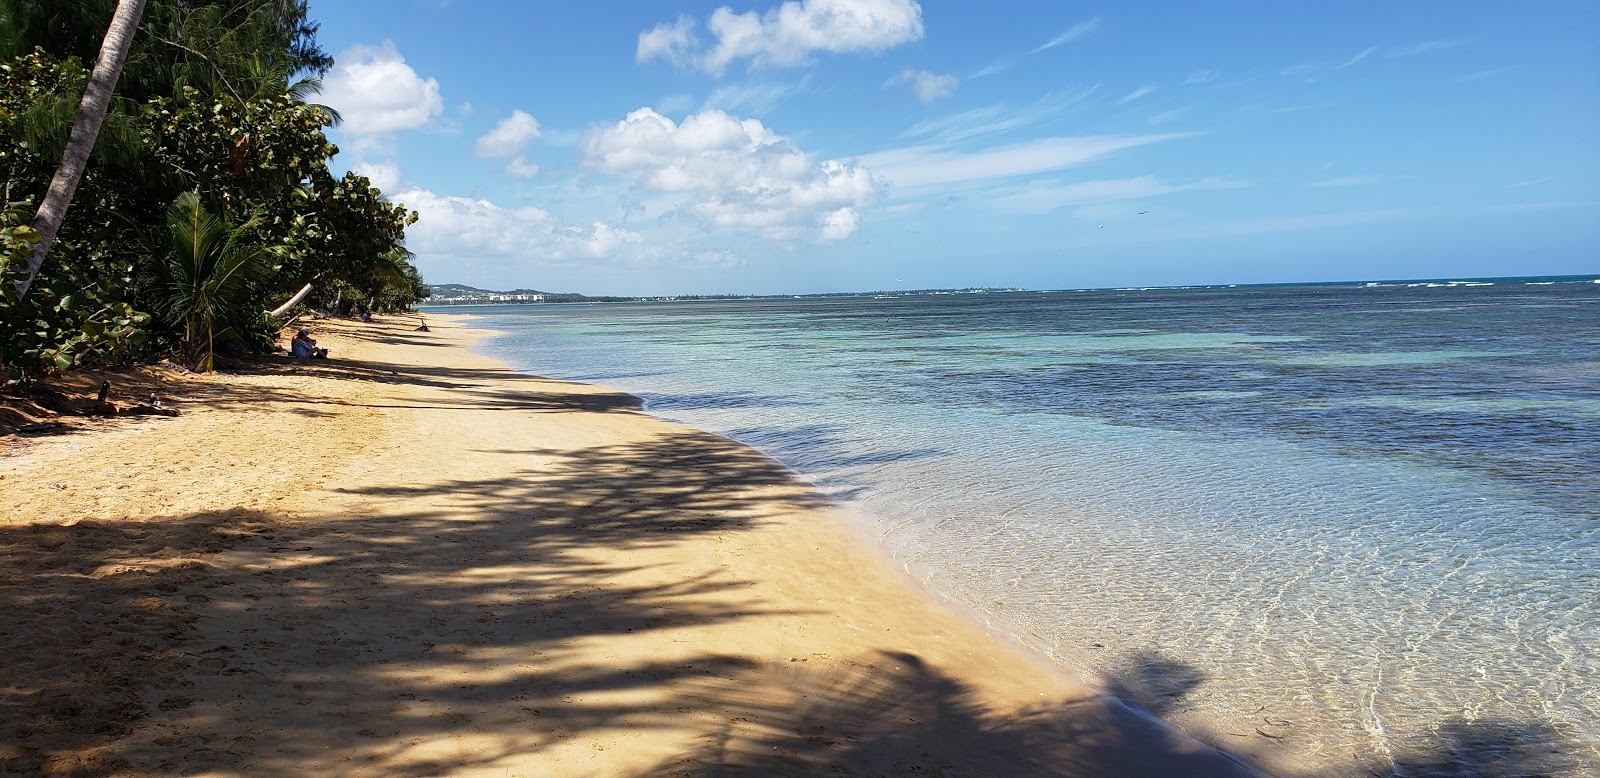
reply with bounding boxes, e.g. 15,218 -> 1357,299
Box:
0,0 -> 425,383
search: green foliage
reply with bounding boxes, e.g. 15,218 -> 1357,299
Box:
0,202 -> 149,385
0,1 -> 422,379
158,190 -> 272,371
1,0 -> 332,98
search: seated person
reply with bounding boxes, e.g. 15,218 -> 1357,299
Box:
290,328 -> 329,358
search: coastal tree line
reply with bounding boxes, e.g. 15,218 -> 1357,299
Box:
0,0 -> 426,381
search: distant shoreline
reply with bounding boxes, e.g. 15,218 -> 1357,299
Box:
420,273 -> 1599,307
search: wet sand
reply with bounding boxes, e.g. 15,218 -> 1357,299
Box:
0,313 -> 1262,776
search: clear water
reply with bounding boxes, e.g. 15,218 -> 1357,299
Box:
444,277 -> 1599,775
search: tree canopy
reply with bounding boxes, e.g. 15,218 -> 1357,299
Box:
0,0 -> 424,380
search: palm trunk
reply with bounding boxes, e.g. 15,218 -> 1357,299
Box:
266,282 -> 314,318
12,0 -> 147,299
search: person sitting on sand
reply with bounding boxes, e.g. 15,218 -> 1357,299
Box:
290,328 -> 329,359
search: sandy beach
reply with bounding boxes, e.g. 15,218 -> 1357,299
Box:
1,313 -> 1262,776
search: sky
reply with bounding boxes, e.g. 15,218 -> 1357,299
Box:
308,1 -> 1600,295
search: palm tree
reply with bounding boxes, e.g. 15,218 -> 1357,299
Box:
161,190 -> 271,371
14,0 -> 147,300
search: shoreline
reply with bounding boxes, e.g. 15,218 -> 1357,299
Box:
1,312 -> 1263,776
454,317 -> 1124,712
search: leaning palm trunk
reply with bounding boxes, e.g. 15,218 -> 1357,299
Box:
13,0 -> 147,300
266,282 -> 314,318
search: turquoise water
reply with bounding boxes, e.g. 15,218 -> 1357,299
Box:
444,277 -> 1599,775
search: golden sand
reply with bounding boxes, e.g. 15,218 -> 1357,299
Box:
1,313 -> 1260,776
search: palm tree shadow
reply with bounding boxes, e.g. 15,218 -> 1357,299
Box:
1101,650 -> 1208,718
653,650 -> 1258,777
1370,717 -> 1579,778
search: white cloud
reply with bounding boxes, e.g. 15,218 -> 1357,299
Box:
639,0 -> 925,75
395,188 -> 643,263
474,110 -> 542,157
819,207 -> 861,240
991,175 -> 1251,214
973,16 -> 1099,78
351,160 -> 404,192
1182,69 -> 1219,85
861,133 -> 1190,193
900,85 -> 1099,143
1117,85 -> 1155,104
318,42 -> 442,134
636,15 -> 700,68
504,156 -> 540,179
1337,46 -> 1377,69
1034,17 -> 1100,52
581,107 -> 881,241
702,80 -> 805,115
1387,38 -> 1470,58
889,68 -> 958,102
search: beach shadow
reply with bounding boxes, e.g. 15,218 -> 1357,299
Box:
1366,717 -> 1579,778
4,423 -> 844,775
647,650 -> 1257,777
1083,650 -> 1587,778
1101,651 -> 1208,718
180,356 -> 644,419
0,510 -> 279,775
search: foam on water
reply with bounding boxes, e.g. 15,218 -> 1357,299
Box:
448,278 -> 1599,775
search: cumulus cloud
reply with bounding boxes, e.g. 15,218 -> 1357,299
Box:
581,107 -> 881,241
504,156 -> 540,179
638,0 -> 924,75
318,42 -> 443,134
889,68 -> 958,102
351,160 -> 404,192
819,207 -> 861,240
474,110 -> 542,157
394,188 -> 642,262
637,15 -> 701,68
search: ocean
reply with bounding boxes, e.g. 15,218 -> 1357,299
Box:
437,276 -> 1598,775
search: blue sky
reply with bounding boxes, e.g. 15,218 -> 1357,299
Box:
309,1 -> 1600,295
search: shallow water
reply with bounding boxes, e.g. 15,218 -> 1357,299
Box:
446,277 -> 1599,775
